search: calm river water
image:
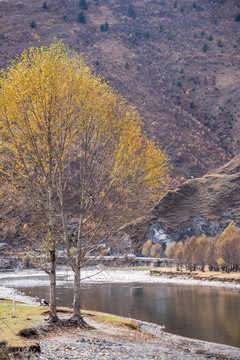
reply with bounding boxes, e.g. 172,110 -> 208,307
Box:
0,269 -> 240,347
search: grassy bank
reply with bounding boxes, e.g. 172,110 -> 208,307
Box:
0,300 -> 137,349
0,300 -> 44,347
83,310 -> 137,330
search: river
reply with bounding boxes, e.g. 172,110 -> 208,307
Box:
0,268 -> 239,347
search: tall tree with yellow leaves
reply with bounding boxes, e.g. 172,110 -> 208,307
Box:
0,42 -> 170,326
57,69 -> 170,325
0,43 -> 91,322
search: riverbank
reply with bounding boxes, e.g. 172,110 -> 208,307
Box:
1,269 -> 240,358
150,267 -> 240,284
1,307 -> 238,360
30,311 -> 240,360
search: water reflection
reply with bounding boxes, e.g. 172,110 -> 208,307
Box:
18,283 -> 240,347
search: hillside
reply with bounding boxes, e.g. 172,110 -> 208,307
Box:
121,155 -> 240,250
1,0 -> 240,179
145,155 -> 240,244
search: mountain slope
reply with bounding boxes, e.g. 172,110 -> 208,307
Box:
1,0 -> 240,179
149,155 -> 240,243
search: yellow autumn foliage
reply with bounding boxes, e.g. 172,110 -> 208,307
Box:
0,41 -> 170,237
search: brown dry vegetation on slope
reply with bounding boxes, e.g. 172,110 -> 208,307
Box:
0,0 -> 240,180
152,155 -> 240,240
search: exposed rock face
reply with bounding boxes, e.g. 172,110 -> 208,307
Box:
146,223 -> 170,251
151,156 -> 240,242
127,157 -> 240,246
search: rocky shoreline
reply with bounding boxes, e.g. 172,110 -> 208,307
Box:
28,313 -> 240,360
1,310 -> 240,360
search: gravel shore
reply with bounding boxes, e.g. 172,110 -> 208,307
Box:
31,314 -> 240,360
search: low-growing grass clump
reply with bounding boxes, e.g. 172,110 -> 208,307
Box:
82,310 -> 138,330
0,300 -> 43,346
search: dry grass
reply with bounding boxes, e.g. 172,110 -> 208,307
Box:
0,300 -> 44,346
151,267 -> 240,281
82,310 -> 138,330
0,300 -> 138,347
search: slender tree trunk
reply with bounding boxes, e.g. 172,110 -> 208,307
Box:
48,194 -> 58,322
57,167 -> 86,327
49,247 -> 58,322
70,139 -> 88,328
73,267 -> 81,316
72,253 -> 87,327
47,124 -> 59,323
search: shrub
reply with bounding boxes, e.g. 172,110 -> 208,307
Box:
76,11 -> 86,23
79,0 -> 88,10
208,34 -> 213,41
190,102 -> 195,109
194,234 -> 209,271
150,243 -> 163,258
220,221 -> 240,240
125,62 -> 129,69
127,5 -> 136,18
183,236 -> 197,271
141,240 -> 153,256
235,13 -> 240,21
0,342 -> 10,360
100,22 -> 109,31
159,24 -> 163,32
165,242 -> 177,259
217,39 -> 223,47
180,6 -> 184,12
43,1 -> 47,9
166,31 -> 174,40
30,21 -> 37,28
23,253 -> 31,268
217,257 -> 225,267
196,5 -> 203,12
202,43 -> 209,52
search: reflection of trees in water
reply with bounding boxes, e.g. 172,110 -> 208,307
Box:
166,286 -> 240,346
19,283 -> 240,347
218,292 -> 240,345
81,284 -> 132,316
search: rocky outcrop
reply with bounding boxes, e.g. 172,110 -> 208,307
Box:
127,156 -> 240,246
151,156 -> 240,242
